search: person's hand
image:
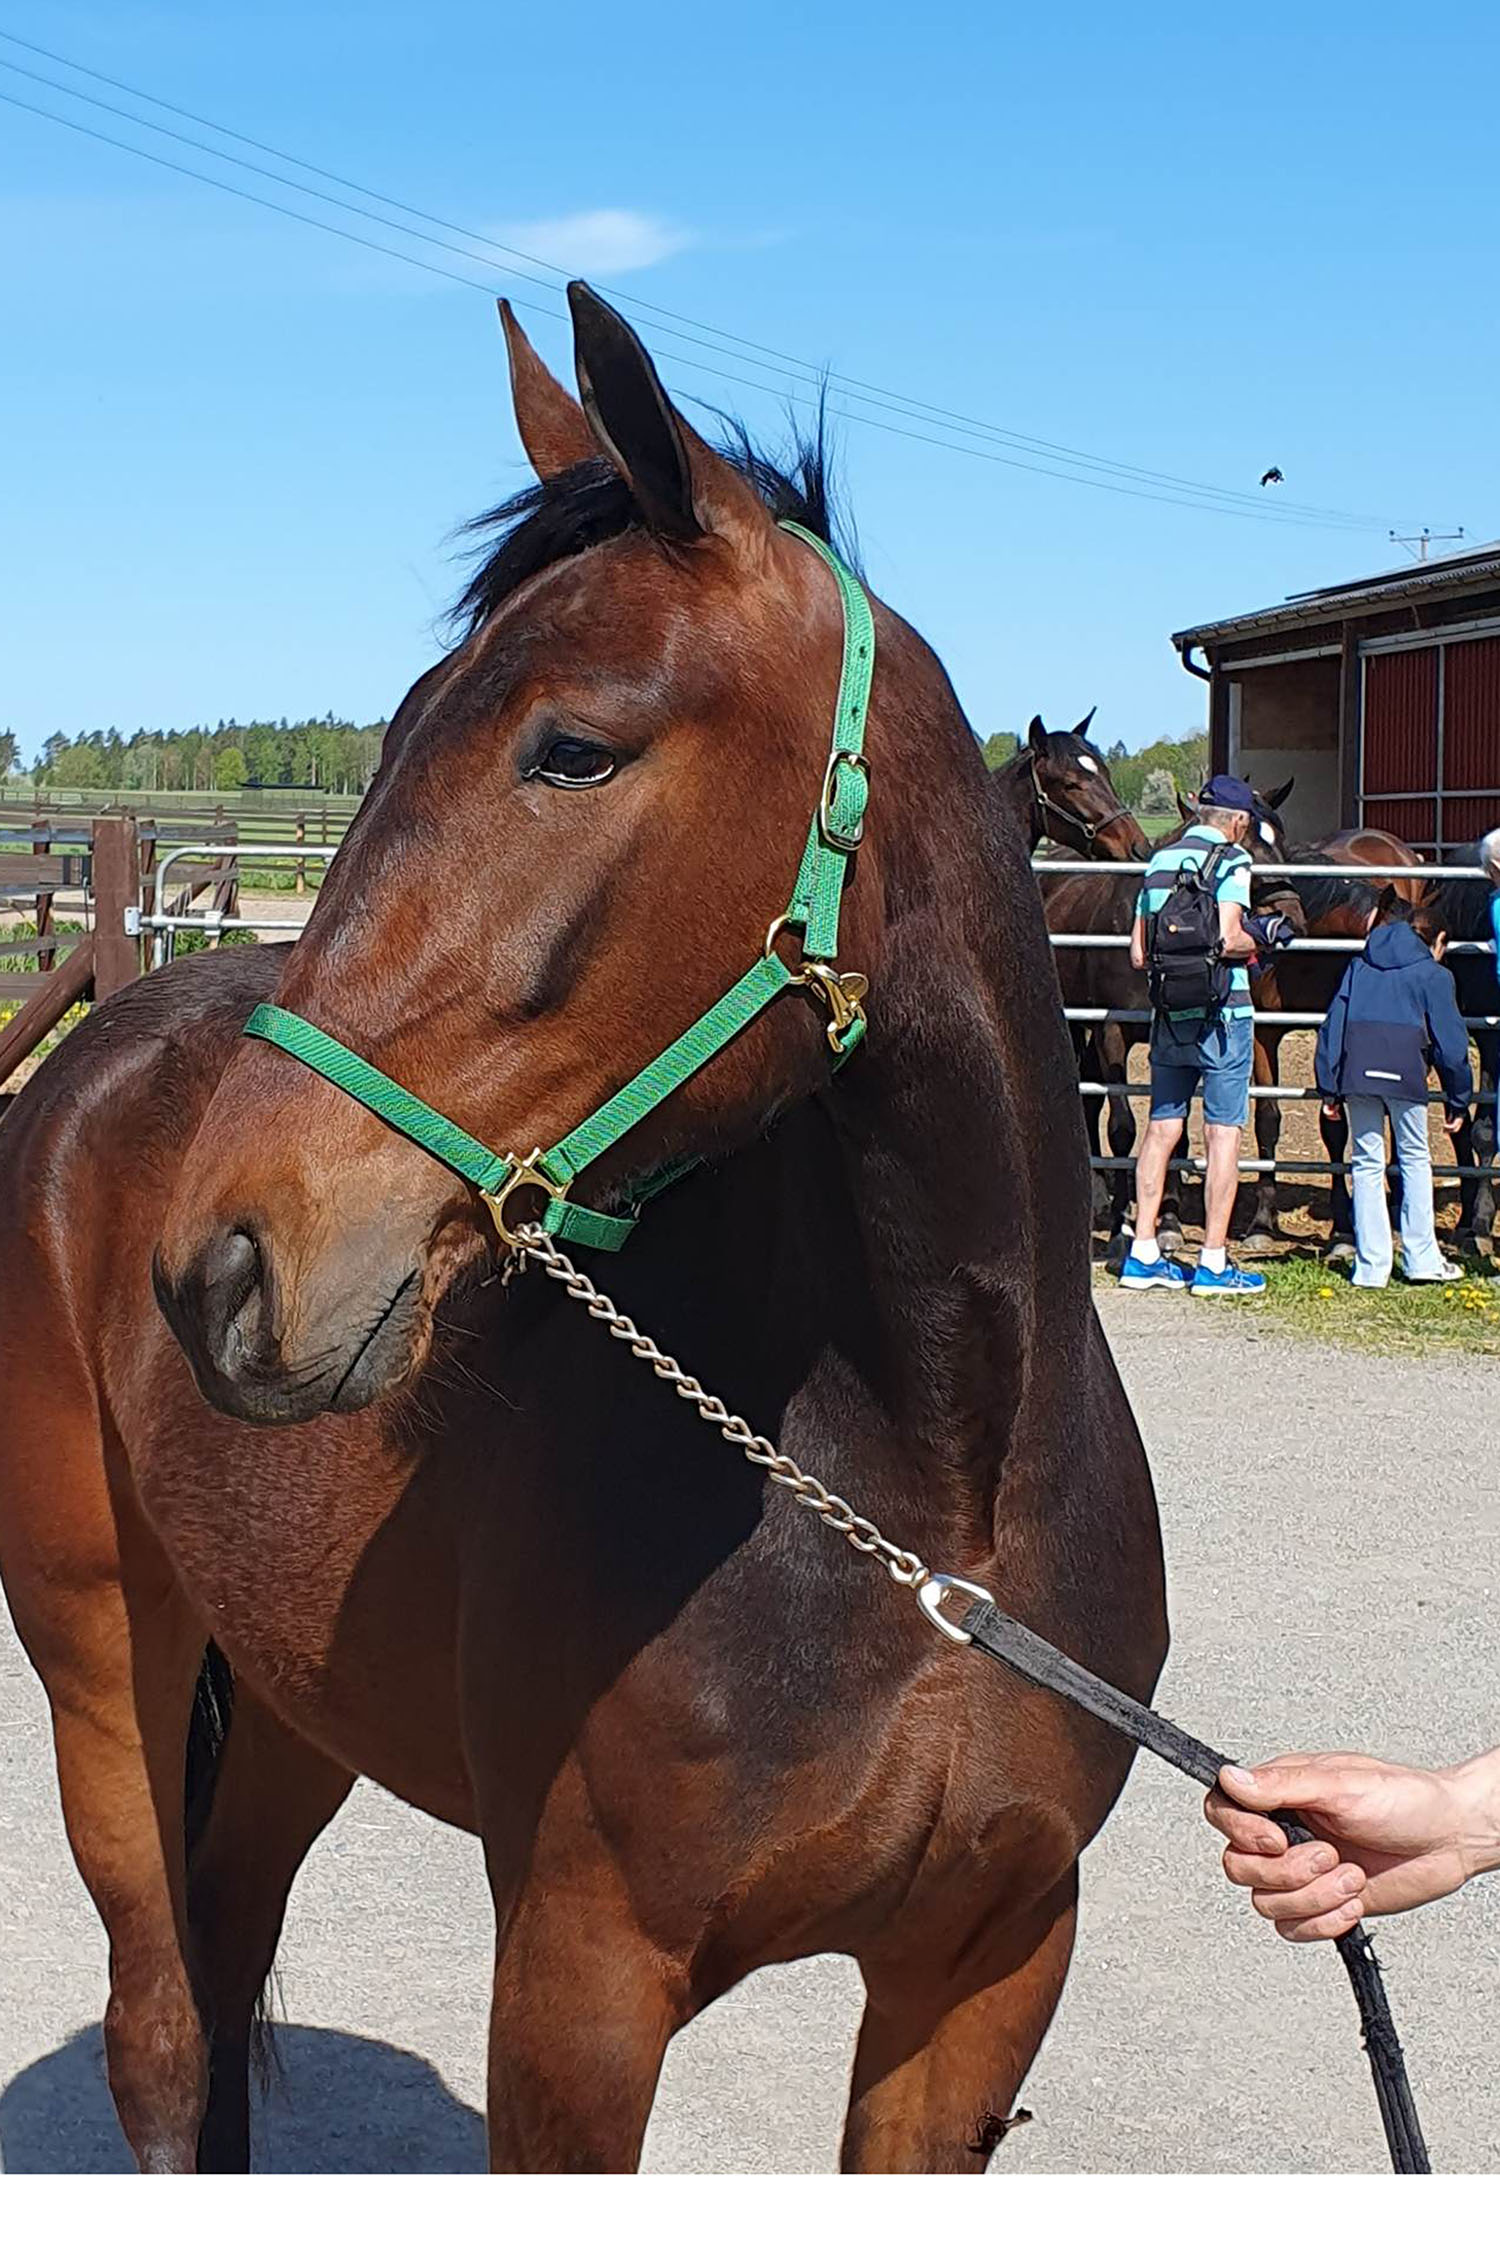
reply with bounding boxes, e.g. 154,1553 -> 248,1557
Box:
1445,1107 -> 1469,1135
1320,1098 -> 1344,1124
1205,1752 -> 1500,1941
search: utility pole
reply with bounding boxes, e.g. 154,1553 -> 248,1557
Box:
1388,525 -> 1465,564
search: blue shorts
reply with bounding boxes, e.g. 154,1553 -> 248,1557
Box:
1149,1014 -> 1253,1128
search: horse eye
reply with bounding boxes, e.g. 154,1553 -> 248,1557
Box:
526,738 -> 618,789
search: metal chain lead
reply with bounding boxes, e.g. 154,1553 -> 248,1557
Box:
513,1226 -> 929,1589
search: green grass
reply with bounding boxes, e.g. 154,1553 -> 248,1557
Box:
1099,1251 -> 1500,1356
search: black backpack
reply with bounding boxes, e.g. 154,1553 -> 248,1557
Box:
1147,843 -> 1235,1019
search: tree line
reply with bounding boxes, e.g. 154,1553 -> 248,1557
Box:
5,714 -> 1209,808
9,717 -> 386,796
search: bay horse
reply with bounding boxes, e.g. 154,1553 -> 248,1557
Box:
1044,782 -> 1300,1257
994,713 -> 1148,865
0,286 -> 1165,2173
1242,830 -> 1427,1255
1413,841 -> 1499,1250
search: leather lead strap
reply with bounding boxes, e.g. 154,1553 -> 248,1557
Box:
960,1597 -> 1431,2175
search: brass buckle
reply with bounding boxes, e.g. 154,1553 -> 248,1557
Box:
817,749 -> 870,850
480,1149 -> 568,1249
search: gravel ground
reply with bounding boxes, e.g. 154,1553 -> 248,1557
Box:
1,1289 -> 1496,2174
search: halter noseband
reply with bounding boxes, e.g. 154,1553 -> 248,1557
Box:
242,523 -> 874,1256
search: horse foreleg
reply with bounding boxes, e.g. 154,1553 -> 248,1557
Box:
1467,1058 -> 1498,1250
842,1878 -> 1077,2173
1099,1028 -> 1141,1262
1323,1104 -> 1355,1263
185,1686 -> 355,2171
1243,1034 -> 1280,1255
0,1374 -> 209,2170
482,1828 -> 681,2172
1078,1034 -> 1109,1239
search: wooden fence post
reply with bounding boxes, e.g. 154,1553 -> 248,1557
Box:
91,816 -> 142,999
32,819 -> 54,969
295,810 -> 306,896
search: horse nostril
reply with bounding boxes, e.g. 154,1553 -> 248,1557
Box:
154,1223 -> 268,1384
201,1226 -> 262,1331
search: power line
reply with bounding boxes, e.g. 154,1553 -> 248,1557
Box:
0,31 -> 1400,532
1,76 -> 1405,533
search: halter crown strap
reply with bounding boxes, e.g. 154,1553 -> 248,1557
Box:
243,522 -> 875,1250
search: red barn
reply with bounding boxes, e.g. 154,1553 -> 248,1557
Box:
1173,542 -> 1500,856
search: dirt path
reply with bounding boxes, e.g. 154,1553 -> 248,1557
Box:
2,1291 -> 1496,2171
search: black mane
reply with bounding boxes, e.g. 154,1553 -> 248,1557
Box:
1282,842 -> 1380,928
1421,839 -> 1491,941
450,416 -> 848,639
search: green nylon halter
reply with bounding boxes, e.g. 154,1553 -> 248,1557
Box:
243,522 -> 874,1253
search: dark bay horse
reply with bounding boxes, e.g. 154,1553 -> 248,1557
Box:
0,288 -> 1165,2172
994,714 -> 1148,864
1044,782 -> 1299,1256
1243,830 -> 1426,1254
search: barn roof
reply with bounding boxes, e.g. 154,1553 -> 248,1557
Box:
1173,539 -> 1500,650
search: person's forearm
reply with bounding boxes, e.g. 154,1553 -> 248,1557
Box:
1443,1748 -> 1500,1880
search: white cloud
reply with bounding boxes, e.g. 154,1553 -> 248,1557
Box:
495,209 -> 696,277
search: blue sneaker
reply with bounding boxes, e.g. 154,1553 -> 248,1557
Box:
1190,1262 -> 1267,1299
1119,1252 -> 1190,1291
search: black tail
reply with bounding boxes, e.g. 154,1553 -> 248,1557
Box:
182,1643 -> 281,2093
184,1639 -> 236,1861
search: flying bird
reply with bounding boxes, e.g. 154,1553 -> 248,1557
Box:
1259,466 -> 1284,487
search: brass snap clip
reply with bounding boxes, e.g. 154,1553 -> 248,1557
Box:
764,917 -> 869,1053
798,960 -> 869,1053
480,1149 -> 568,1249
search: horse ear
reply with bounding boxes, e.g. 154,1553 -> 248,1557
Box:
1177,790 -> 1197,820
567,281 -> 770,549
1073,706 -> 1097,740
1267,776 -> 1295,809
498,301 -> 594,480
1027,715 -> 1049,755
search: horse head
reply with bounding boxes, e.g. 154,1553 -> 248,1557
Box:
154,286 -> 982,1423
1022,713 -> 1146,860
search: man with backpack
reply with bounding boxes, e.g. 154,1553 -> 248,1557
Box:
1314,892 -> 1471,1288
1121,774 -> 1293,1297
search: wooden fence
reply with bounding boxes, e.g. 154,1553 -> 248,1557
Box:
0,814 -> 151,1093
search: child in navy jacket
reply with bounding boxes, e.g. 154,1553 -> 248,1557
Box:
1315,895 -> 1473,1287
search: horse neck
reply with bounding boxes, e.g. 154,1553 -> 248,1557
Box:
990,753 -> 1044,850
650,762 -> 1092,1550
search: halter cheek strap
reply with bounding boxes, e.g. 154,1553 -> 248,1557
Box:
242,523 -> 875,1253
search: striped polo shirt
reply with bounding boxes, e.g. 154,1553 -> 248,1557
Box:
1138,825 -> 1254,1018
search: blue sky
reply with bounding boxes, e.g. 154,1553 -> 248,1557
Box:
4,2 -> 1496,759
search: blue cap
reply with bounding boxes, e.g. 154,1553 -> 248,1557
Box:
1199,773 -> 1256,814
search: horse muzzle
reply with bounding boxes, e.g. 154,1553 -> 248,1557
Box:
152,1217 -> 425,1424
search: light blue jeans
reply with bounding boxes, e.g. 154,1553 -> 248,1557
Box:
1345,1093 -> 1444,1286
